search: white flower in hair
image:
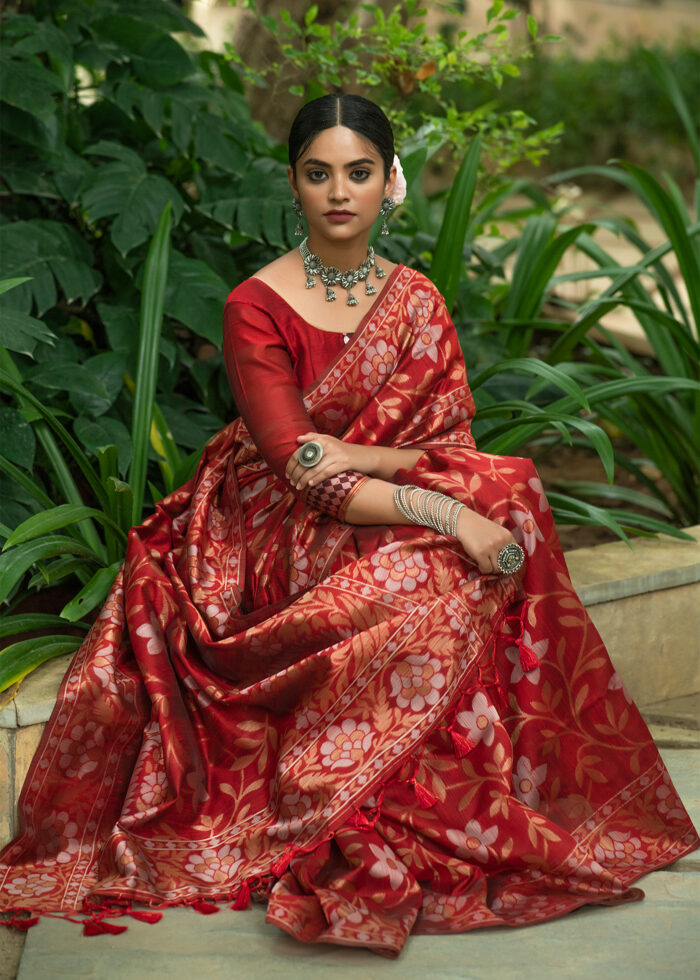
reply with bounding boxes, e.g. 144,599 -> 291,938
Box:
392,153 -> 407,205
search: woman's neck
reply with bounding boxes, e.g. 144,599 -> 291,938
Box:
304,234 -> 372,270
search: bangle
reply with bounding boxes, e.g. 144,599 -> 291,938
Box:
393,484 -> 465,536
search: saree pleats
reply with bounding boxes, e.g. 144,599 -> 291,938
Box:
1,268 -> 697,956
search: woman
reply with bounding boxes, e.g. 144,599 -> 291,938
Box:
1,95 -> 697,957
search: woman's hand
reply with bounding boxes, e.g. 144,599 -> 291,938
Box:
455,506 -> 518,575
285,433 -> 378,492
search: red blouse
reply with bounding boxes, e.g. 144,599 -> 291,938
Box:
222,273 -> 401,516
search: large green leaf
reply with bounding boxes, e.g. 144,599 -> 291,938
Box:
0,48 -> 64,124
80,141 -> 184,256
60,561 -> 121,622
0,535 -> 100,603
0,406 -> 35,471
162,251 -> 229,345
0,221 -> 101,315
3,504 -> 126,550
0,307 -> 56,357
74,415 -> 132,476
0,635 -> 81,693
90,15 -> 195,89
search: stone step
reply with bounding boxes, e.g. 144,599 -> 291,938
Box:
12,747 -> 700,980
1,528 -> 699,852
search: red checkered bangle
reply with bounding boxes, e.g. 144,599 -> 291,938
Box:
305,470 -> 370,520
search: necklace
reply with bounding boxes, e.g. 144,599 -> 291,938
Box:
299,237 -> 386,307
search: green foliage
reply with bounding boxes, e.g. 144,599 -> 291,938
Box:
465,43 -> 700,183
225,0 -> 563,177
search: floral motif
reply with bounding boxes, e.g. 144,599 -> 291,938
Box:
446,819 -> 499,863
268,791 -> 316,840
185,844 -> 243,884
361,340 -> 398,392
455,691 -> 500,747
57,721 -> 104,779
4,873 -> 56,897
411,320 -> 443,363
593,831 -> 646,866
370,541 -> 430,593
36,811 -> 80,866
509,508 -> 545,555
368,843 -> 407,890
288,543 -> 311,595
513,756 -> 548,809
320,719 -> 375,770
608,671 -> 632,703
390,652 -> 447,712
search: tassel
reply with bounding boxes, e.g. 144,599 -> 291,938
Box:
129,909 -> 163,924
270,850 -> 293,878
450,729 -> 476,758
191,899 -> 219,915
7,914 -> 39,931
83,919 -> 129,936
519,643 -> 540,673
412,779 -> 438,808
231,882 -> 251,911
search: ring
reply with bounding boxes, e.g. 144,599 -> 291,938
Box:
497,543 -> 525,574
298,440 -> 323,468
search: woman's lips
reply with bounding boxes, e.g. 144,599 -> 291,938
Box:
325,211 -> 355,223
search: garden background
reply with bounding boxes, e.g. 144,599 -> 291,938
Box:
0,0 -> 699,690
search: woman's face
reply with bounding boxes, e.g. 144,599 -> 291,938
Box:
288,125 -> 395,245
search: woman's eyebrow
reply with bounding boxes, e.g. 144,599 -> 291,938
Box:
302,157 -> 377,168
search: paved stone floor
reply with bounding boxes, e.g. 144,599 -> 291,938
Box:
2,699 -> 698,980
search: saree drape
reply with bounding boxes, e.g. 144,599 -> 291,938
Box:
1,266 -> 697,957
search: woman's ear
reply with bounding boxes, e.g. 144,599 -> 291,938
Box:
385,163 -> 397,199
288,165 -> 298,197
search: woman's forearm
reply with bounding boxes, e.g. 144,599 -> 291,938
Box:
343,477 -> 416,526
365,446 -> 425,482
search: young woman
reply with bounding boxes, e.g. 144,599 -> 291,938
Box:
1,95 -> 697,957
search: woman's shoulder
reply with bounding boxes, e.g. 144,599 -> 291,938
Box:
395,264 -> 446,303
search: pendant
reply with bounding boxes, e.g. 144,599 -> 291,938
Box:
346,292 -> 359,307
365,282 -> 377,296
325,287 -> 336,302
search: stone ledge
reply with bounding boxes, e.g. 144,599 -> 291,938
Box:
565,525 -> 700,606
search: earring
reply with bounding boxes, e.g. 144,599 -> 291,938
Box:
379,196 -> 395,236
292,197 -> 304,236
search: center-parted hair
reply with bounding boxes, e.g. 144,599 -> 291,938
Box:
288,94 -> 395,179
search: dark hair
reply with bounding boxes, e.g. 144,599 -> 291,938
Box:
288,94 -> 394,179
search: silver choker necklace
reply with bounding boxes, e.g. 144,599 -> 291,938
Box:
299,237 -> 386,306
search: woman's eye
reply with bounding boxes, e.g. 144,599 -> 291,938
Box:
351,169 -> 370,180
306,170 -> 326,181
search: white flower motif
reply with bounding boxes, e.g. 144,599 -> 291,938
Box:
446,819 -> 498,863
370,541 -> 430,593
390,652 -> 447,712
509,508 -> 545,556
527,475 -> 549,513
368,842 -> 406,890
4,872 -> 56,897
185,844 -> 243,884
513,756 -> 547,808
320,719 -> 375,770
134,615 -> 165,658
593,831 -> 646,865
411,320 -> 443,363
455,691 -> 499,747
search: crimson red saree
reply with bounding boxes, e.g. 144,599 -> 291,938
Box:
1,267 -> 697,956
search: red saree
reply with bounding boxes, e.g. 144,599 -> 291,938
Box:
1,266 -> 697,956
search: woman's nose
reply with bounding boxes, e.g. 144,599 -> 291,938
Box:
329,177 -> 349,202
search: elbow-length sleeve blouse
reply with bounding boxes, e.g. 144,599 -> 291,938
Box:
222,280 -> 370,519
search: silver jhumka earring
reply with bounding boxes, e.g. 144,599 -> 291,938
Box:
292,198 -> 304,237
379,196 -> 395,236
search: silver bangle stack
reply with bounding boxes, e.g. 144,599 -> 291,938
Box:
393,484 -> 464,537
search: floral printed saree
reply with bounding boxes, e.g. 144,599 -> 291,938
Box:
1,266 -> 697,956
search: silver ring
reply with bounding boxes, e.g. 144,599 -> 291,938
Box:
298,440 -> 323,468
497,543 -> 525,574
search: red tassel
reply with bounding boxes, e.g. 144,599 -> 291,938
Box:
129,909 -> 163,924
519,644 -> 540,673
191,900 -> 219,915
83,919 -> 129,936
412,779 -> 437,808
270,850 -> 293,878
450,729 -> 476,758
231,882 -> 250,911
7,914 -> 39,931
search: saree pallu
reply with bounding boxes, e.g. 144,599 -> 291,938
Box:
1,267 -> 697,957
